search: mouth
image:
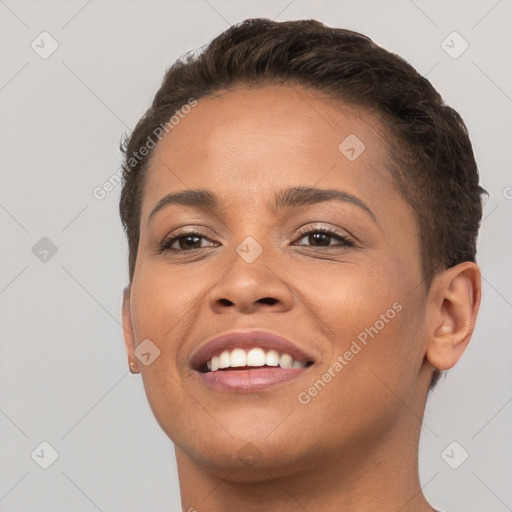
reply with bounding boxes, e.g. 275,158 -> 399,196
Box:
190,330 -> 316,393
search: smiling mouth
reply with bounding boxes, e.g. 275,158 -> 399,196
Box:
195,347 -> 315,393
199,347 -> 315,374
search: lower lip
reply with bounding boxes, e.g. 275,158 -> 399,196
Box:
198,366 -> 310,392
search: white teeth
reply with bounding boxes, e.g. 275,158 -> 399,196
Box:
279,353 -> 293,369
218,350 -> 230,369
265,350 -> 280,366
247,348 -> 266,366
230,348 -> 247,367
204,348 -> 310,372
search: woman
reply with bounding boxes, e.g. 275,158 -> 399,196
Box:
119,18 -> 484,512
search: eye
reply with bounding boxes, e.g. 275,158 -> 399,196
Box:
157,230 -> 218,253
157,226 -> 355,254
292,227 -> 355,248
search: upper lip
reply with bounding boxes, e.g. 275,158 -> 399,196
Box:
190,329 -> 316,371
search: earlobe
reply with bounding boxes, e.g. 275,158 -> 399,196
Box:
122,285 -> 140,373
426,262 -> 481,371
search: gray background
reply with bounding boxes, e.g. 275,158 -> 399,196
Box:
1,1 -> 511,511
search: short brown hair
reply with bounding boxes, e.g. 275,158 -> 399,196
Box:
119,18 -> 487,389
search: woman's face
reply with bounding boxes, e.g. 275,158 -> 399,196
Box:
124,85 -> 434,477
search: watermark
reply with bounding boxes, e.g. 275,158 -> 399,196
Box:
32,236 -> 58,263
236,236 -> 263,263
441,31 -> 469,60
338,133 -> 366,161
503,186 -> 512,200
92,97 -> 198,200
441,441 -> 469,469
31,441 -> 59,469
134,338 -> 161,366
236,442 -> 263,467
298,301 -> 403,405
31,31 -> 59,59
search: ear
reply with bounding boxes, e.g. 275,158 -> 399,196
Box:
426,262 -> 482,371
122,285 -> 139,373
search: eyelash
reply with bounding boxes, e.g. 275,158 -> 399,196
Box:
157,226 -> 355,254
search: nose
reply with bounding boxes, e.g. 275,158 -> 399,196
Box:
207,248 -> 294,315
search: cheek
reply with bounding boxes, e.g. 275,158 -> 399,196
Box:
130,261 -> 201,341
335,307 -> 425,422
294,300 -> 425,448
129,271 -> 196,441
296,258 -> 424,393
296,259 -> 398,339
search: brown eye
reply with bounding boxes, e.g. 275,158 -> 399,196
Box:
293,228 -> 354,248
158,231 -> 217,253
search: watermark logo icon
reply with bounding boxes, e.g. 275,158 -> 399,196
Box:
236,442 -> 263,467
134,338 -> 161,366
441,441 -> 469,469
338,134 -> 366,161
32,237 -> 58,263
31,441 -> 59,469
236,236 -> 263,264
31,32 -> 59,59
441,31 -> 469,59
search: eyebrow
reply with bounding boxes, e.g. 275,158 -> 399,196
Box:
147,186 -> 377,225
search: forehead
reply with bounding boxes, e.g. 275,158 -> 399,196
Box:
141,85 -> 405,225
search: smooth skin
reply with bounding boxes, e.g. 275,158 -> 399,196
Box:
122,85 -> 481,512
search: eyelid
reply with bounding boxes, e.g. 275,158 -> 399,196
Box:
157,226 -> 216,254
293,223 -> 356,245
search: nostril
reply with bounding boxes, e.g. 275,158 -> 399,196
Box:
259,297 -> 278,305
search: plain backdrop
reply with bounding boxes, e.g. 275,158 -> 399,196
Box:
1,1 -> 511,511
